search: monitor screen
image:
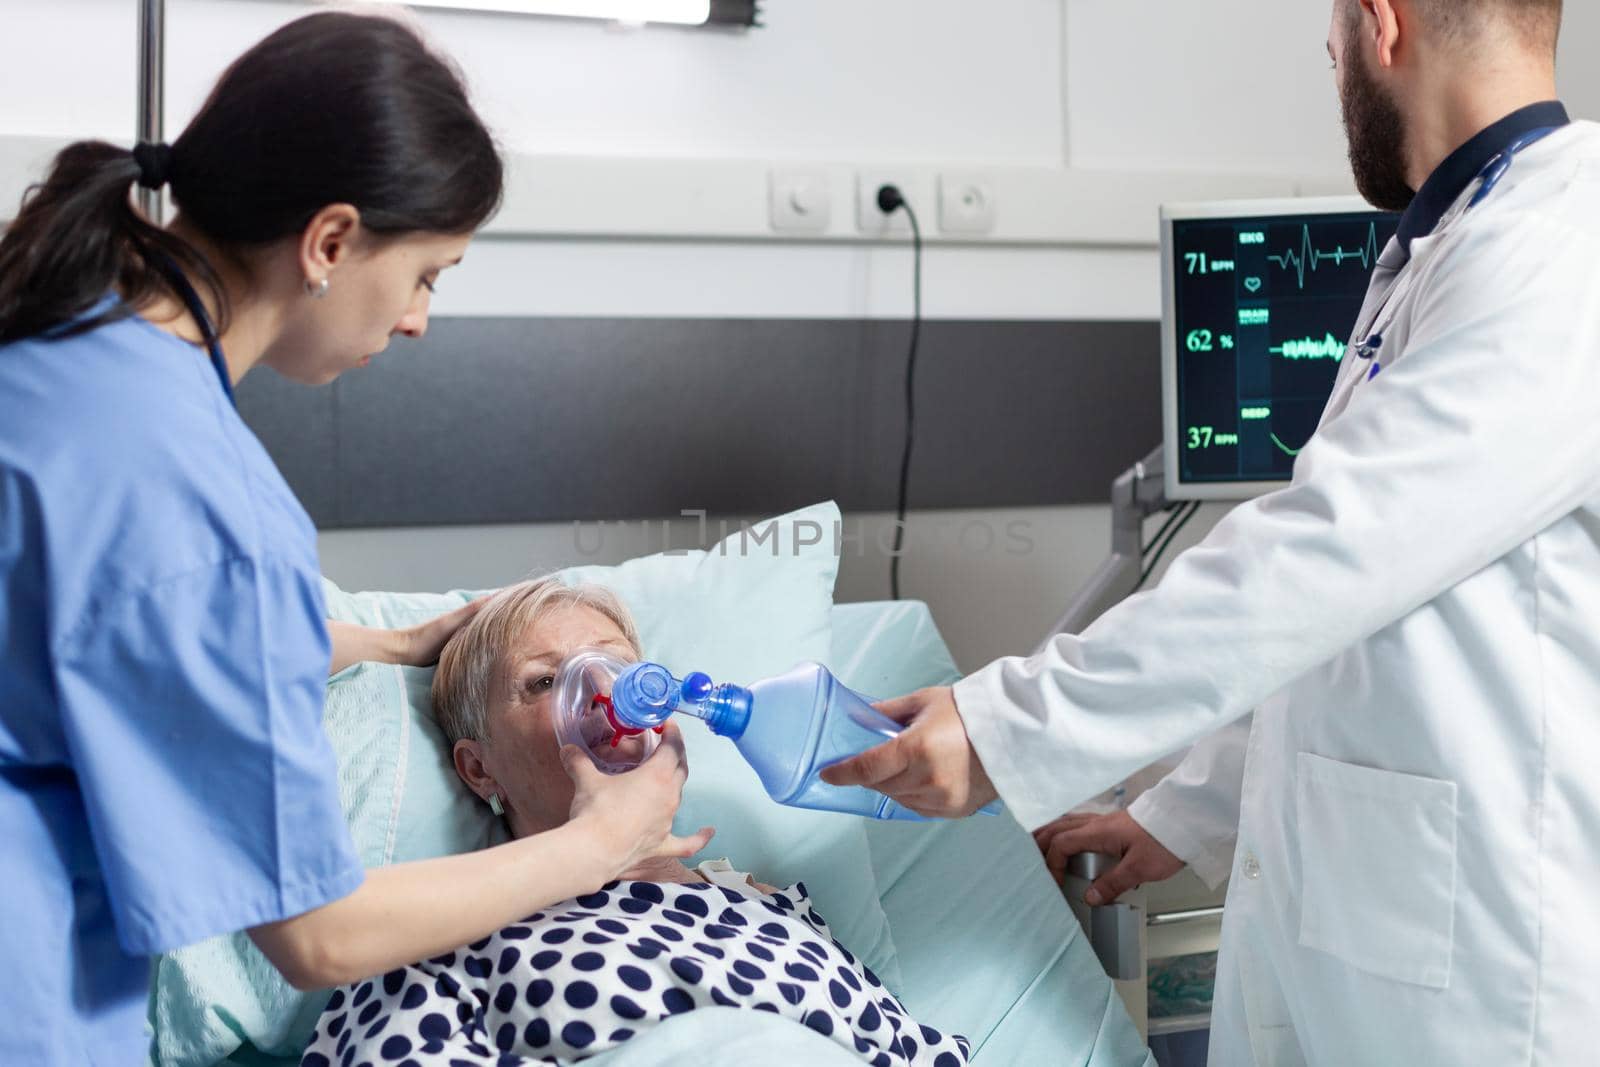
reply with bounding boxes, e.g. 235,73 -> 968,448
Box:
1161,197 -> 1401,501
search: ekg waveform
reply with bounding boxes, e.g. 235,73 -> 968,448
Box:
1267,223 -> 1380,290
1270,432 -> 1306,457
1269,333 -> 1346,360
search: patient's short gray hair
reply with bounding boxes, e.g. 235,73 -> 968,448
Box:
431,576 -> 641,744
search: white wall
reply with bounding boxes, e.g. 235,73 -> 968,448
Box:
1066,1 -> 1350,175
2,0 -> 1594,667
153,0 -> 1067,164
1067,0 -> 1600,174
10,1 -> 1595,163
0,0 -> 135,142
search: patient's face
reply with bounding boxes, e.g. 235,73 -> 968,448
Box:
478,605 -> 639,836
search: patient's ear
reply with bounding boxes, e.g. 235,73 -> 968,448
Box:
453,738 -> 496,802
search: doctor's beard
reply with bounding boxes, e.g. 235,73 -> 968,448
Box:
1339,29 -> 1415,212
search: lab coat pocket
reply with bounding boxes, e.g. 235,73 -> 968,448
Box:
1295,752 -> 1457,989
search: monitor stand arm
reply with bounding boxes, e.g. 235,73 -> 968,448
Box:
1035,444 -> 1170,652
1035,443 -> 1174,991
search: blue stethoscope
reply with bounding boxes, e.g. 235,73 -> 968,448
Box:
156,254 -> 237,408
1356,125 -> 1563,382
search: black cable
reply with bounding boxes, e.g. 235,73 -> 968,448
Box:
879,185 -> 921,602
1142,501 -> 1187,558
1132,501 -> 1201,594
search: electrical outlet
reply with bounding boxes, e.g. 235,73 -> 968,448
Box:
939,172 -> 997,234
856,170 -> 922,236
769,169 -> 832,233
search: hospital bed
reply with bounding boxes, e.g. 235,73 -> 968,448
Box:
1070,863 -> 1225,1054
147,523 -> 1155,1066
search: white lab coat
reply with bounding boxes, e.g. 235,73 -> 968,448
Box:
956,121 -> 1600,1065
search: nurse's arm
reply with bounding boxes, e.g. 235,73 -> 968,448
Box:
249,728 -> 713,989
326,598 -> 487,675
248,819 -> 607,989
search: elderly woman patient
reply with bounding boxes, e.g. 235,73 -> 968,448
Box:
302,578 -> 968,1067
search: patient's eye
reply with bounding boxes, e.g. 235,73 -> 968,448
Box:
522,674 -> 555,697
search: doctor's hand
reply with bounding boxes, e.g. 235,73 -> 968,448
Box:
1034,809 -> 1184,905
818,686 -> 999,818
563,722 -> 715,881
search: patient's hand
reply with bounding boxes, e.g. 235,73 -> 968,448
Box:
1035,809 -> 1184,905
564,723 -> 715,881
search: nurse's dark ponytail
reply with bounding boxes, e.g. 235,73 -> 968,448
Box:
0,11 -> 503,345
0,142 -> 223,344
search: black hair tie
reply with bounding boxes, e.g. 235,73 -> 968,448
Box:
132,141 -> 174,190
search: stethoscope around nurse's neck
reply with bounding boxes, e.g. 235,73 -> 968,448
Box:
1353,124 -> 1564,384
154,255 -> 236,408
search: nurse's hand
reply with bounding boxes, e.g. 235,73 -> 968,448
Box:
326,598 -> 490,676
1034,809 -> 1184,905
818,686 -> 999,818
562,722 -> 715,879
394,596 -> 491,667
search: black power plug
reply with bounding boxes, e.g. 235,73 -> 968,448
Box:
876,184 -> 907,214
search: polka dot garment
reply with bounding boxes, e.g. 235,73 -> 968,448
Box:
301,878 -> 969,1067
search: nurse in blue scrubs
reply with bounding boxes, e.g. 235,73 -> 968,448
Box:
0,13 -> 710,1065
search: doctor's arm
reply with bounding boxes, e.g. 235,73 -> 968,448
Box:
828,204 -> 1600,826
248,729 -> 713,990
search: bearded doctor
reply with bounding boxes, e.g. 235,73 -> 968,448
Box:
823,1 -> 1599,1062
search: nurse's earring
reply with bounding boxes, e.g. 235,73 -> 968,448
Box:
304,277 -> 329,299
487,793 -> 505,816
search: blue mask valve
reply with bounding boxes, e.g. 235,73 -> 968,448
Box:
610,662 -> 752,739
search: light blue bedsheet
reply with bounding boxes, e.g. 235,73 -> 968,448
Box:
581,1006 -> 866,1066
832,602 -> 1154,1067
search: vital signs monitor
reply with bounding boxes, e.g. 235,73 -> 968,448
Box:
1161,197 -> 1401,501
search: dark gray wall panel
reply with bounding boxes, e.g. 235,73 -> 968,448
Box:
235,317 -> 1160,528
232,370 -> 340,521
902,320 -> 1162,508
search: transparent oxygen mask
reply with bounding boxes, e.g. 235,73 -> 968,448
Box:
550,647 -> 664,775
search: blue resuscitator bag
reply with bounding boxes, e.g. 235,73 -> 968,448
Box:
551,649 -> 1001,821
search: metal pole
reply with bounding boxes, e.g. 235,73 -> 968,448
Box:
137,0 -> 165,223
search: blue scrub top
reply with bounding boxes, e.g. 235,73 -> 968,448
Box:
0,301 -> 364,1065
